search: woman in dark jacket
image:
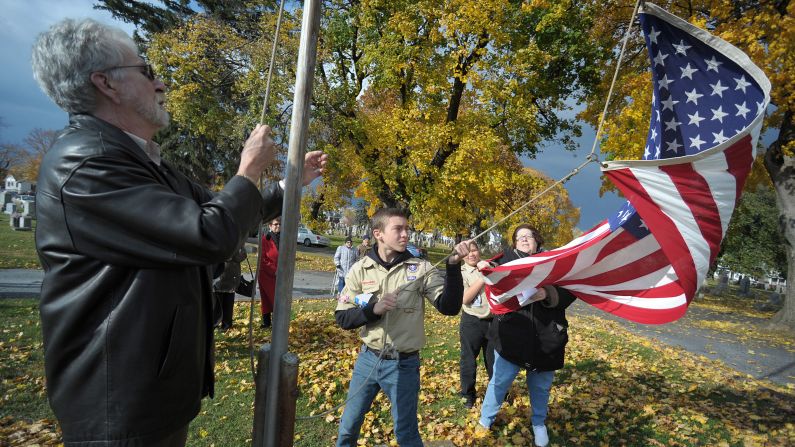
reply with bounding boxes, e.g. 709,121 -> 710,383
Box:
477,225 -> 575,447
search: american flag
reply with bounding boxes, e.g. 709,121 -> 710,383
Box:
483,3 -> 771,324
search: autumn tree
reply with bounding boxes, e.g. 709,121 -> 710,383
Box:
99,0 -> 602,242
581,0 -> 795,327
98,0 -> 296,185
0,118 -> 25,179
719,183 -> 787,279
0,128 -> 58,182
313,0 -> 609,240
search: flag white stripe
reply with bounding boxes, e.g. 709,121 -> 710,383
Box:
492,262 -> 555,300
565,227 -> 625,275
564,285 -> 688,309
632,167 -> 711,287
573,264 -> 677,291
692,152 -> 735,236
563,232 -> 661,281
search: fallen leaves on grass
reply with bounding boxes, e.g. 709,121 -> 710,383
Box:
692,293 -> 777,319
3,300 -> 794,447
692,319 -> 795,352
0,416 -> 61,446
286,304 -> 795,446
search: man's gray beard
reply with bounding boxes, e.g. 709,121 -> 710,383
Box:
137,101 -> 170,129
127,92 -> 170,129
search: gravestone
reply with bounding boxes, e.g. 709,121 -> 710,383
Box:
0,191 -> 16,206
739,276 -> 751,296
713,273 -> 729,296
19,199 -> 35,219
13,215 -> 31,231
4,202 -> 15,215
756,292 -> 783,311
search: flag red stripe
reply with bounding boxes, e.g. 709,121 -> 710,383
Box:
584,280 -> 683,298
723,136 -> 754,208
660,163 -> 723,264
592,228 -> 639,265
556,248 -> 669,288
574,291 -> 688,324
605,168 -> 698,298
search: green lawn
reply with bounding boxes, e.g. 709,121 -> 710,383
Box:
2,298 -> 793,446
0,214 -> 40,269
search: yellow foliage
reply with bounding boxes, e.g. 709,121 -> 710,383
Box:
583,0 -> 795,174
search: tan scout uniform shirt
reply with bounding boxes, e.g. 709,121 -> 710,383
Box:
335,255 -> 444,353
461,264 -> 492,319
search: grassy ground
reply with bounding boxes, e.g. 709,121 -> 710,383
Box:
2,298 -> 793,446
0,214 -> 39,269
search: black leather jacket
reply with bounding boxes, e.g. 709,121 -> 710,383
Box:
36,114 -> 282,445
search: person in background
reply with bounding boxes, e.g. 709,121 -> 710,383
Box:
214,244 -> 248,330
31,18 -> 327,446
334,208 -> 471,447
258,217 -> 280,328
458,240 -> 494,408
476,225 -> 575,447
334,236 -> 359,293
357,235 -> 371,258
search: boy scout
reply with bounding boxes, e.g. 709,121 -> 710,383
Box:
334,208 -> 471,447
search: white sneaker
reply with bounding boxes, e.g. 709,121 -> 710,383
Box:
532,424 -> 549,447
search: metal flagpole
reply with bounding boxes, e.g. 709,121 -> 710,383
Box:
262,1 -> 322,446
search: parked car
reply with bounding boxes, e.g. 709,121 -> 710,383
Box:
297,227 -> 330,247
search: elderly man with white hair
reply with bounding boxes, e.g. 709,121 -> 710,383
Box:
31,18 -> 327,446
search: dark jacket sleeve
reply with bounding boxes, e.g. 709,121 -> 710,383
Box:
335,295 -> 381,329
57,153 -> 282,268
432,263 -> 464,316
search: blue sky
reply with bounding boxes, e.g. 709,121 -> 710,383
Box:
0,0 -> 626,230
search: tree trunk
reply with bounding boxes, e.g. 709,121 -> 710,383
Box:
764,110 -> 794,328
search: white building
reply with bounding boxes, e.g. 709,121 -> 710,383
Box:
4,175 -> 35,194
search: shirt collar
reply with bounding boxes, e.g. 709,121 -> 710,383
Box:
124,131 -> 161,166
462,263 -> 479,273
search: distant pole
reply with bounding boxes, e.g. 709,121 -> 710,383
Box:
261,1 -> 322,446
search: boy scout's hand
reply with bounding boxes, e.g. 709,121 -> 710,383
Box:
373,292 -> 397,315
447,239 -> 472,264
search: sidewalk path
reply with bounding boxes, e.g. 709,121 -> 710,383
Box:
0,269 -> 337,300
0,269 -> 43,299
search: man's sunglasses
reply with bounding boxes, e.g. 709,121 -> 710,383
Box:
101,64 -> 156,81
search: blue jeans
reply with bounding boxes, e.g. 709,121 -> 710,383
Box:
337,276 -> 346,293
479,350 -> 555,428
336,347 -> 422,447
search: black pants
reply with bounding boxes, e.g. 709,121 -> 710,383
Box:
459,312 -> 494,398
217,291 -> 235,329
